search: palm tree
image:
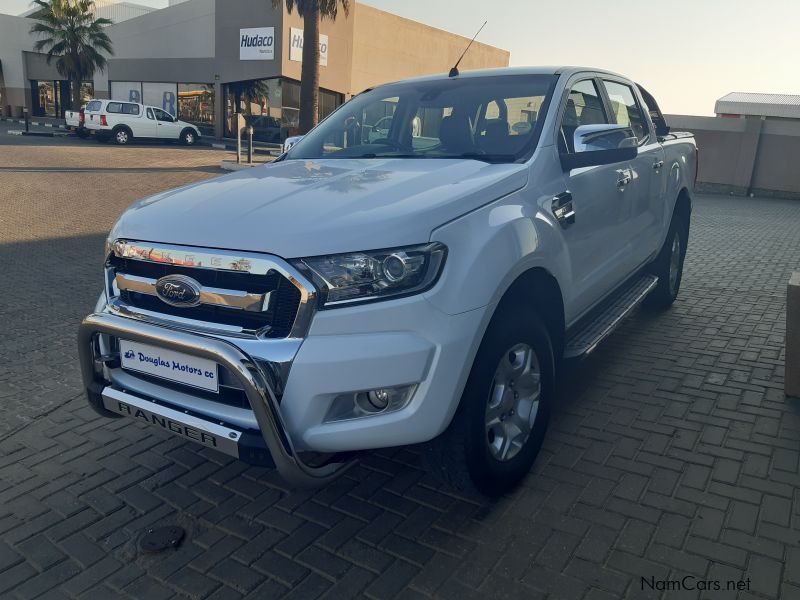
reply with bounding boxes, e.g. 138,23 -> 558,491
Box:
29,0 -> 113,111
271,0 -> 350,133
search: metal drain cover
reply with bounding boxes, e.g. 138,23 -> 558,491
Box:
138,526 -> 185,553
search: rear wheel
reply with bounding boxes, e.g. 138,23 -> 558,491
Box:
423,308 -> 553,496
645,213 -> 688,309
113,127 -> 132,145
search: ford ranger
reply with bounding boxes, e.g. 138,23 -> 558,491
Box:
78,67 -> 696,495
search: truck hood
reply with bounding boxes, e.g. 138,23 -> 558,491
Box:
109,158 -> 528,258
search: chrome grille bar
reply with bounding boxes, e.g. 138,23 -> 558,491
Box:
115,273 -> 272,312
106,240 -> 318,339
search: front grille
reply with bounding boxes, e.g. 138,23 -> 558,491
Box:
128,367 -> 251,410
108,254 -> 302,337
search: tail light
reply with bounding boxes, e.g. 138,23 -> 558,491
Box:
100,115 -> 108,127
79,111 -> 85,125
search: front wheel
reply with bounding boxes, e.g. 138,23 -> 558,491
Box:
644,213 -> 688,309
180,129 -> 197,146
423,308 -> 554,496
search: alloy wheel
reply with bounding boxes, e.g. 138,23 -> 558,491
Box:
485,343 -> 541,462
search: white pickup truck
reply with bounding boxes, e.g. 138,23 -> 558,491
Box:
83,99 -> 201,146
64,106 -> 87,136
79,67 -> 696,495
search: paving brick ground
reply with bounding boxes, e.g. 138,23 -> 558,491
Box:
1,131 -> 800,599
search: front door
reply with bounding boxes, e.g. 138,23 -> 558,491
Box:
556,78 -> 635,318
153,107 -> 180,140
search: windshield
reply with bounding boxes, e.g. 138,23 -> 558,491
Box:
286,74 -> 556,163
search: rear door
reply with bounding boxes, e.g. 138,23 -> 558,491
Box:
556,77 -> 635,317
153,107 -> 181,140
600,78 -> 665,270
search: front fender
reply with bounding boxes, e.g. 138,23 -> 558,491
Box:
425,188 -> 570,317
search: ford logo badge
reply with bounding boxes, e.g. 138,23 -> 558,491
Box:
155,275 -> 202,307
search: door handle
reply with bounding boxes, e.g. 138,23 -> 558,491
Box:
653,160 -> 664,170
552,192 -> 575,228
616,169 -> 632,189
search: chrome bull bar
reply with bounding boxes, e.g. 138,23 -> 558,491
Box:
78,311 -> 355,487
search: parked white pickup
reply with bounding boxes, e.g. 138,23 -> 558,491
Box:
83,99 -> 201,146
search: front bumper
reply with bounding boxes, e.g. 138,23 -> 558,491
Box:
78,311 -> 355,487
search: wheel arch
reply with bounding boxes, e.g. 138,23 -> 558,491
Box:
492,267 -> 566,363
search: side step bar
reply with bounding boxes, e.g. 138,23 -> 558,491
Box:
564,274 -> 658,359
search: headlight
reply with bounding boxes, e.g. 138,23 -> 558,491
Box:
293,242 -> 447,307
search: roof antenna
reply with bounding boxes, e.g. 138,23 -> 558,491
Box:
449,21 -> 487,78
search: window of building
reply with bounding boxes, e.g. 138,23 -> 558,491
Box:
222,78 -> 342,142
35,81 -> 58,117
602,80 -> 649,142
177,83 -> 215,135
224,77 -> 282,139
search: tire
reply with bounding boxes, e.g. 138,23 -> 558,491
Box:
180,129 -> 197,146
423,307 -> 554,497
113,127 -> 132,146
644,213 -> 688,309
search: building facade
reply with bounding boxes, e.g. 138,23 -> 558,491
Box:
0,0 -> 509,141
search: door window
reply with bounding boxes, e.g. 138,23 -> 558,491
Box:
602,80 -> 649,142
559,79 -> 609,153
152,108 -> 173,122
146,108 -> 155,120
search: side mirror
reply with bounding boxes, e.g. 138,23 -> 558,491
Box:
561,124 -> 638,171
283,135 -> 303,153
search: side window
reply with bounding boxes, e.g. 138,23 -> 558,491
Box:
559,80 -> 609,153
153,108 -> 172,122
122,103 -> 140,115
602,80 -> 649,142
106,102 -> 122,114
146,108 -> 155,120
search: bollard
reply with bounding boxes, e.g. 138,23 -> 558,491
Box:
787,272 -> 800,398
23,107 -> 29,133
236,126 -> 242,164
247,126 -> 254,164
235,113 -> 246,164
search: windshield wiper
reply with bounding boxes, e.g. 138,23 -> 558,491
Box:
347,153 -> 425,159
452,153 -> 517,163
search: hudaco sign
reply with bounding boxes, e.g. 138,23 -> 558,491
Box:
239,27 -> 275,60
289,27 -> 328,66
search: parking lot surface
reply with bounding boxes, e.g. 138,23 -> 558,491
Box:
1,134 -> 799,599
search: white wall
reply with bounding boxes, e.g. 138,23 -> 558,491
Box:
0,15 -> 35,90
107,0 -> 215,60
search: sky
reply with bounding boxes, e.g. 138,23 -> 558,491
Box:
4,0 -> 799,115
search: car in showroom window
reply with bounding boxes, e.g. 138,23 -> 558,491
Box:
286,74 -> 557,163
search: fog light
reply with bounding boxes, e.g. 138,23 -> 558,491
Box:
324,384 -> 418,423
367,389 -> 391,409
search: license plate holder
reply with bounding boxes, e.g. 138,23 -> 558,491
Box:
119,339 -> 219,393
